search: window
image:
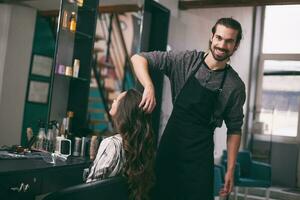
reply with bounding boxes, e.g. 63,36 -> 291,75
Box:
262,5 -> 300,54
256,5 -> 300,138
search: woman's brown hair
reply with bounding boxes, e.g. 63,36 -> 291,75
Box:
113,89 -> 155,200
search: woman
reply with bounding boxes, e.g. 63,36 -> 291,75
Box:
86,89 -> 155,200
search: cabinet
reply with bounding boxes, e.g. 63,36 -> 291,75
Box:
22,0 -> 99,145
0,157 -> 91,200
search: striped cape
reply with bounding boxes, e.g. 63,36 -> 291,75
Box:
86,134 -> 125,183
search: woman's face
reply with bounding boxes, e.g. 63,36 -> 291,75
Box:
109,91 -> 127,117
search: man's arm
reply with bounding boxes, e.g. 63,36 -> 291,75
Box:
131,54 -> 156,113
220,133 -> 241,197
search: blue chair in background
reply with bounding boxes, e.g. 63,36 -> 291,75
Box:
221,150 -> 272,200
214,165 -> 224,197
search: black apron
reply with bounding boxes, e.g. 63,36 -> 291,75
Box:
154,54 -> 227,200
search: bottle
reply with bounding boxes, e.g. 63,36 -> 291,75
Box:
62,10 -> 69,29
73,137 -> 82,156
69,12 -> 77,32
36,121 -> 46,151
26,127 -> 33,144
55,134 -> 72,156
89,136 -> 98,160
65,111 -> 74,137
46,122 -> 55,152
73,59 -> 80,78
65,66 -> 73,76
77,0 -> 84,7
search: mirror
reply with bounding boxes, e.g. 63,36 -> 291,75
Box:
0,0 -> 61,147
0,0 -> 145,147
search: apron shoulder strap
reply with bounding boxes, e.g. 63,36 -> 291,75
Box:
218,65 -> 228,92
191,52 -> 209,77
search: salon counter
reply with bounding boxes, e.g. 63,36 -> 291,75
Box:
0,156 -> 91,200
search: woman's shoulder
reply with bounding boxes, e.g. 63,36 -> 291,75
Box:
100,134 -> 123,149
102,133 -> 122,143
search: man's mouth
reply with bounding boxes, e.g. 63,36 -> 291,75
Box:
215,48 -> 227,56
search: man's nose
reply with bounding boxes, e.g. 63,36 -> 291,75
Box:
218,40 -> 226,49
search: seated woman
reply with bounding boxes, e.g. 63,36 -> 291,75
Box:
86,89 -> 155,200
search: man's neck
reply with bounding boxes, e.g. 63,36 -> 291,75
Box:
204,52 -> 228,70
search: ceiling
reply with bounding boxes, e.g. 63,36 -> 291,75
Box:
0,0 -> 142,11
2,0 -> 300,11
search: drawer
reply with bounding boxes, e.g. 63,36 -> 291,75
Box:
0,173 -> 42,200
41,165 -> 86,194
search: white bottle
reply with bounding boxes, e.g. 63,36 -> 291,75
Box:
36,126 -> 46,150
55,134 -> 72,157
46,123 -> 56,152
73,59 -> 80,78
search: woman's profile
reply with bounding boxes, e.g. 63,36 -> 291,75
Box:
86,89 -> 155,200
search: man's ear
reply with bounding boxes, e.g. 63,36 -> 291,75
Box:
234,42 -> 240,51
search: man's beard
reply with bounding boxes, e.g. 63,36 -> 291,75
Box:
209,42 -> 234,62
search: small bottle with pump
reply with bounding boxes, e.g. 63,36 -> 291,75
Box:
35,121 -> 46,151
46,122 -> 56,152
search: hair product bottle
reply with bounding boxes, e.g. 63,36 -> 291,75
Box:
73,59 -> 80,78
35,121 -> 46,150
69,12 -> 77,32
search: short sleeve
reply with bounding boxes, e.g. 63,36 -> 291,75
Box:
224,86 -> 246,135
86,137 -> 124,183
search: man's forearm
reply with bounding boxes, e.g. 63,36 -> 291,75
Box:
226,134 -> 241,173
131,54 -> 153,88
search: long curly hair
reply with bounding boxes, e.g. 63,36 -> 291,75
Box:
113,89 -> 155,200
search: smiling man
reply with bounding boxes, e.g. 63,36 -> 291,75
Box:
131,18 -> 246,200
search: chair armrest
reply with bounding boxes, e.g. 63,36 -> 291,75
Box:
214,164 -> 226,183
250,161 -> 271,181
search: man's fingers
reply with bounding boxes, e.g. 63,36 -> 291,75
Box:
150,99 -> 156,112
143,100 -> 150,111
139,86 -> 156,113
139,97 -> 146,108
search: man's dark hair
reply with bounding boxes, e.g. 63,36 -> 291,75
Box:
212,17 -> 243,44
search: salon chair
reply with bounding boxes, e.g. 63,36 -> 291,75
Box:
221,150 -> 271,200
43,176 -> 128,200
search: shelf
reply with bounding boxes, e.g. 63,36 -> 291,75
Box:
60,28 -> 93,40
76,31 -> 93,39
55,73 -> 88,82
78,6 -> 96,12
65,0 -> 96,11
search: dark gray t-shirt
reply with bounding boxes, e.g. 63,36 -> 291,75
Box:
138,50 -> 246,135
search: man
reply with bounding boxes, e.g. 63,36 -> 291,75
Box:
131,18 -> 246,200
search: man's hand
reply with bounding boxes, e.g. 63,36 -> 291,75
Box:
219,170 -> 234,197
139,84 -> 156,113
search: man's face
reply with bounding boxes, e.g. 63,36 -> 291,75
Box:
209,24 -> 239,62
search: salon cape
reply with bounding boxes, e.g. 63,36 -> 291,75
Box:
86,134 -> 125,183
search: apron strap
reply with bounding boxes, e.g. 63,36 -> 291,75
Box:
218,65 -> 228,92
191,52 -> 209,77
192,52 -> 228,92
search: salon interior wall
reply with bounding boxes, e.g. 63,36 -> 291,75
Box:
156,0 -> 253,161
0,4 -> 36,146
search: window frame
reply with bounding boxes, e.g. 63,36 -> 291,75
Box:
255,46 -> 300,143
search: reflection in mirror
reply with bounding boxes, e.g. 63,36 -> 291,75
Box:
85,0 -> 144,136
0,0 -> 145,147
